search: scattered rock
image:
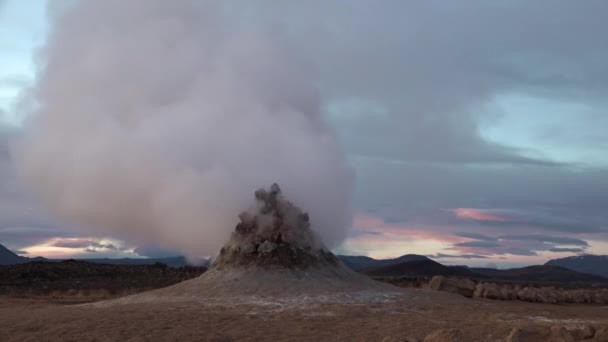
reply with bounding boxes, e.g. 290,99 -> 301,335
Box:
505,326 -> 550,342
516,288 -> 539,303
475,283 -> 505,300
595,325 -> 608,342
423,329 -> 463,342
568,324 -> 595,340
429,276 -> 476,298
549,326 -> 574,342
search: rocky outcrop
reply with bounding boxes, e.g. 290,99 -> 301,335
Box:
429,276 -> 476,298
425,277 -> 608,305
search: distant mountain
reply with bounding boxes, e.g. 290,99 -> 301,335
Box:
338,254 -> 430,271
545,255 -> 608,278
363,259 -> 481,278
0,244 -> 27,265
354,255 -> 608,286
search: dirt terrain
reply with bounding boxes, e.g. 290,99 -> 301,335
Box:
1,287 -> 608,341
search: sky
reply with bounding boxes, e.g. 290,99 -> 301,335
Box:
0,0 -> 607,268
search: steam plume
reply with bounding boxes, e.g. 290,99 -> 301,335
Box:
13,0 -> 353,258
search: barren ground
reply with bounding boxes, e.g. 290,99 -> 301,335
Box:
2,287 -> 608,341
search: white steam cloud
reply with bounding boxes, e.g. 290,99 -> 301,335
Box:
13,0 -> 353,258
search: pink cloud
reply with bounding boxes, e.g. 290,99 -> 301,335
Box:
50,238 -> 96,249
352,213 -> 456,242
450,208 -> 511,222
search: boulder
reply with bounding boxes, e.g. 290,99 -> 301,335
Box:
423,329 -> 463,342
537,288 -> 560,304
475,283 -> 504,300
500,286 -> 517,300
568,324 -> 594,340
429,276 -> 476,298
505,326 -> 550,342
592,291 -> 608,305
595,326 -> 608,342
549,326 -> 574,342
516,288 -> 538,303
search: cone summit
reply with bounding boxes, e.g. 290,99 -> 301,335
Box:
212,183 -> 340,269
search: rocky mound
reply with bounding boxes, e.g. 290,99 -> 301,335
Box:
211,183 -> 340,270
94,184 -> 399,306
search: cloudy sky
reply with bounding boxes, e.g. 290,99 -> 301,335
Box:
1,0 -> 607,267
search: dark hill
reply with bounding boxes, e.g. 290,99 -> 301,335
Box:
545,255 -> 608,278
363,259 -> 481,278
338,254 -> 430,271
0,260 -> 206,299
0,244 -> 27,265
360,257 -> 608,287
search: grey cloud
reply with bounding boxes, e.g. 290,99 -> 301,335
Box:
502,248 -> 538,257
499,235 -> 589,247
134,245 -> 181,258
270,1 -> 608,165
49,238 -> 118,250
430,253 -> 489,259
454,232 -> 496,241
453,241 -> 501,248
348,230 -> 383,238
549,247 -> 585,253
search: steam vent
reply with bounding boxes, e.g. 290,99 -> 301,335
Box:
212,183 -> 340,270
94,184 -> 399,307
